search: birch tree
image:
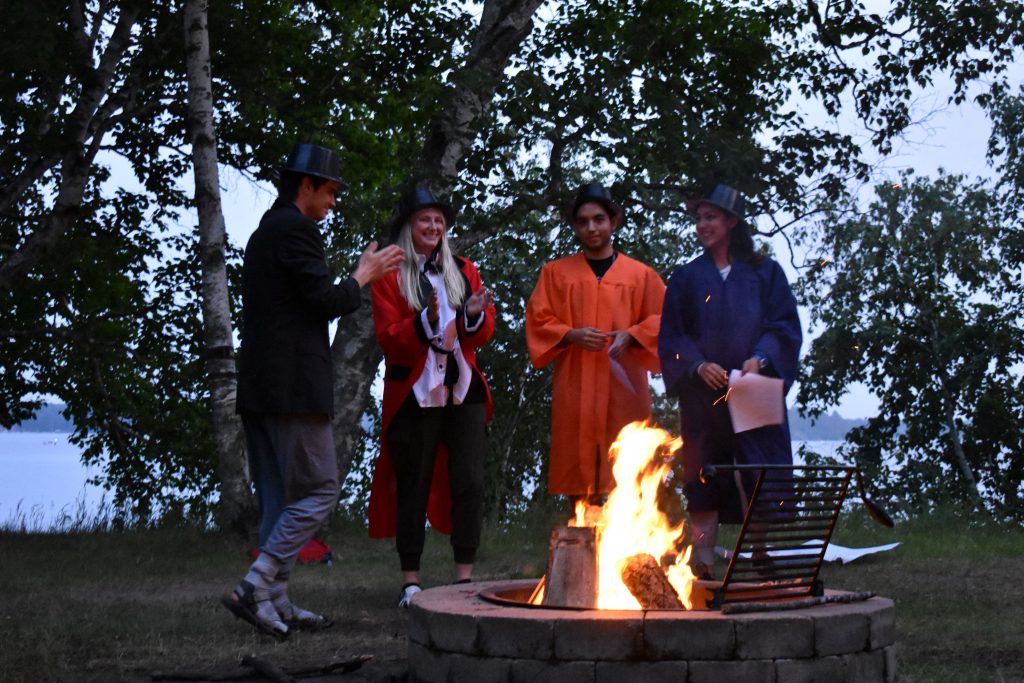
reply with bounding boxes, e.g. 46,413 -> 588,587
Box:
183,0 -> 252,529
798,173 -> 1024,521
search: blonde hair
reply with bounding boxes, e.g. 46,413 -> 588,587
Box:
395,221 -> 466,311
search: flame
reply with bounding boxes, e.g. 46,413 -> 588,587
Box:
566,421 -> 697,609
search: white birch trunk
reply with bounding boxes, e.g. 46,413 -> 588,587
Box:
183,0 -> 253,531
331,0 -> 545,487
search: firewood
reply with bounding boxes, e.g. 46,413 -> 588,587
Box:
620,553 -> 683,609
542,525 -> 598,608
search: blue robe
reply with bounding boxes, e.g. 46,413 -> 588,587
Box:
659,254 -> 802,523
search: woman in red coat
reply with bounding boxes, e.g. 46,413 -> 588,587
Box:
368,187 -> 495,607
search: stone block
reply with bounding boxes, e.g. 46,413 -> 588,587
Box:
643,610 -> 735,660
478,612 -> 554,658
553,611 -> 644,661
775,655 -> 847,682
425,606 -> 478,654
734,614 -> 814,659
689,660 -> 776,683
869,599 -> 896,649
843,650 -> 884,682
446,652 -> 511,683
596,660 -> 687,683
408,642 -> 448,683
511,659 -> 596,683
883,645 -> 897,683
812,607 -> 870,656
406,604 -> 430,646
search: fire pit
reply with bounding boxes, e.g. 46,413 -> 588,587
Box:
407,423 -> 897,681
408,580 -> 895,682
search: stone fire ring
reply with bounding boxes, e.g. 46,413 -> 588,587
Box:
408,579 -> 896,682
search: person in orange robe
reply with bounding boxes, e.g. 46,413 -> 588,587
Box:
525,183 -> 666,499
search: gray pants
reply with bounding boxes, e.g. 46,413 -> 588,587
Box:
242,414 -> 339,571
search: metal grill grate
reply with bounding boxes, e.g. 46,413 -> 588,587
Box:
704,464 -> 893,610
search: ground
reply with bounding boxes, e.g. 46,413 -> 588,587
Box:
0,509 -> 1021,681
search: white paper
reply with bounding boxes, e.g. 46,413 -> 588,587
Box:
726,369 -> 785,432
719,540 -> 901,565
608,354 -> 641,397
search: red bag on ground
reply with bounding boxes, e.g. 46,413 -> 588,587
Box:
247,538 -> 333,565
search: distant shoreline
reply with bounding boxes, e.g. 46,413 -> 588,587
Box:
6,403 -> 868,441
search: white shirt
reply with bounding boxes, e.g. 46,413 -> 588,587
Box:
412,256 -> 484,407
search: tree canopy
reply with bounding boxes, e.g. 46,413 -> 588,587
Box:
2,0 -> 1023,527
798,173 -> 1024,522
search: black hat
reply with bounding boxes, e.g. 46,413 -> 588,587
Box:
569,183 -> 622,225
389,186 -> 456,240
688,184 -> 747,224
280,144 -> 343,184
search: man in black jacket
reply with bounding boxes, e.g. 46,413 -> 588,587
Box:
223,144 -> 403,639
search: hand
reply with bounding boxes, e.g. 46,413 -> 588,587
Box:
741,357 -> 761,376
427,289 -> 439,325
352,242 -> 404,287
697,361 -> 729,390
607,330 -> 635,359
465,287 -> 493,318
564,327 -> 609,352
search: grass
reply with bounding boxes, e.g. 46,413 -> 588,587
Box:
0,508 -> 1021,681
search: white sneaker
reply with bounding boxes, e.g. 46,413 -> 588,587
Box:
397,583 -> 422,608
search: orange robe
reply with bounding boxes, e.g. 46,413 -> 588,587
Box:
525,253 -> 665,495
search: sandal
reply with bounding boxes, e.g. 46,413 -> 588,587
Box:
276,600 -> 333,631
221,580 -> 289,641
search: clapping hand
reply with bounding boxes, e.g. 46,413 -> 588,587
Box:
427,289 -> 440,325
353,241 -> 405,287
466,287 -> 493,318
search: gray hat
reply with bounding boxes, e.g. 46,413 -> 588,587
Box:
688,184 -> 747,224
281,144 -> 343,184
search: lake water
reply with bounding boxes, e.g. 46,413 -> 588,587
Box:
0,431 -> 846,531
0,432 -> 109,531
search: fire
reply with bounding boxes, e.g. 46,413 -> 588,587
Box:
569,421 -> 697,609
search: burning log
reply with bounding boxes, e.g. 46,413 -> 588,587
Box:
542,525 -> 597,608
620,553 -> 683,609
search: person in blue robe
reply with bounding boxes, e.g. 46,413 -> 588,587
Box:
658,184 -> 802,579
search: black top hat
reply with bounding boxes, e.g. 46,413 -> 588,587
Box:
688,184 -> 747,224
569,183 -> 623,225
280,144 -> 343,184
389,186 -> 456,241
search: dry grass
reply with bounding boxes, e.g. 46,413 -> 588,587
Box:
0,508 -> 1021,681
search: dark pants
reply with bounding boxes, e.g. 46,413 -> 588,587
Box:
678,383 -> 793,524
386,396 -> 487,571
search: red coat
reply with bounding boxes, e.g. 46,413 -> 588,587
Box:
367,257 -> 495,538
